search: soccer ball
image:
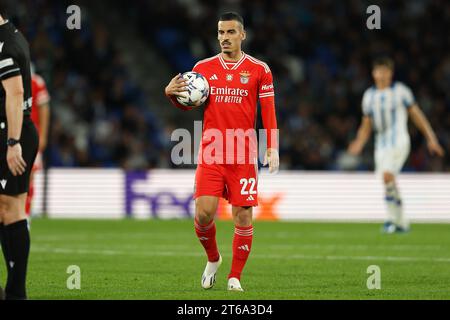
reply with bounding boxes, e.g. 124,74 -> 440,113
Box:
176,71 -> 210,107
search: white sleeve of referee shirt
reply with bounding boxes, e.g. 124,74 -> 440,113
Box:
0,45 -> 22,80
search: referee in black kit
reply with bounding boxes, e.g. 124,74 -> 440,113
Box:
0,11 -> 38,300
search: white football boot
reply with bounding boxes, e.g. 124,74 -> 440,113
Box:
227,277 -> 244,292
201,254 -> 222,289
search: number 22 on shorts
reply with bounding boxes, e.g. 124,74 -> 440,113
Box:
240,178 -> 257,195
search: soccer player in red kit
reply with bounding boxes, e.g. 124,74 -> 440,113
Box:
165,12 -> 279,291
26,67 -> 50,216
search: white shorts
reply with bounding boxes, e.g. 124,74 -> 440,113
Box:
375,142 -> 410,176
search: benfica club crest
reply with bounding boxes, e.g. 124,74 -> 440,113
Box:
226,74 -> 233,82
239,71 -> 251,84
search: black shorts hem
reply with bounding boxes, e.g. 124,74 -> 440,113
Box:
0,117 -> 39,195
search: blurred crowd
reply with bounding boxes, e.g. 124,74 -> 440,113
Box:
8,0 -> 450,171
10,0 -> 165,169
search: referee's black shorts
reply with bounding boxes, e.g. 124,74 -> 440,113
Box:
0,116 -> 39,196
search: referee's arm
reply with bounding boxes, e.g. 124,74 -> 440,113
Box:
2,75 -> 27,176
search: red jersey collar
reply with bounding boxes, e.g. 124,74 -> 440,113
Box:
218,52 -> 247,70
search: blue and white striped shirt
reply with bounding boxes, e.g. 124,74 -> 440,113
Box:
362,82 -> 415,150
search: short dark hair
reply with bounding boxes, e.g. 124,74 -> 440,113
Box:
219,12 -> 244,28
373,57 -> 395,70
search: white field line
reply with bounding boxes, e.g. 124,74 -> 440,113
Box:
31,239 -> 446,252
265,244 -> 445,251
32,231 -> 379,241
31,246 -> 450,263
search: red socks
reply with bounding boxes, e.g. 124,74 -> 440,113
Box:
194,218 -> 220,262
195,220 -> 254,280
229,225 -> 253,280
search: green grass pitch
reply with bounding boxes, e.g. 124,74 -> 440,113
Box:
2,219 -> 450,300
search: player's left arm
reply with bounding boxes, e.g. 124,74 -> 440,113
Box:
408,104 -> 445,156
35,77 -> 51,151
259,68 -> 279,173
2,75 -> 27,176
38,101 -> 50,151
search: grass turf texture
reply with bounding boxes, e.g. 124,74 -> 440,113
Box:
2,219 -> 449,300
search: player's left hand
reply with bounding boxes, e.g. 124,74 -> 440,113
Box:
7,144 -> 27,176
263,148 -> 279,173
427,140 -> 445,157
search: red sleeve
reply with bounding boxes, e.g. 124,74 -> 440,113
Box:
261,96 -> 278,149
259,69 -> 278,149
34,75 -> 51,106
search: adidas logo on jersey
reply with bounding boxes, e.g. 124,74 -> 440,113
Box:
198,237 -> 209,241
0,179 -> 7,190
238,245 -> 250,251
209,74 -> 218,80
246,195 -> 255,201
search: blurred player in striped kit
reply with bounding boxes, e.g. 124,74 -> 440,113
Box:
348,57 -> 444,233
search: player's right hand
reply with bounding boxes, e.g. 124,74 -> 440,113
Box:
263,148 -> 280,174
427,140 -> 445,157
348,140 -> 363,156
164,74 -> 188,98
7,144 -> 27,176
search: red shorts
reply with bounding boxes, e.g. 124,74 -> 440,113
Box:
194,164 -> 258,207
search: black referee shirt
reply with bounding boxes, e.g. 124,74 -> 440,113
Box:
0,20 -> 32,118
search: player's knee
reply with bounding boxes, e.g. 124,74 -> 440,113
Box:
0,200 -> 8,216
195,207 -> 215,225
233,207 -> 252,227
195,197 -> 219,224
0,195 -> 26,222
196,211 -> 214,225
235,215 -> 252,227
383,172 -> 395,184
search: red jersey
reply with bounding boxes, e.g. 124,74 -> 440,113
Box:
31,74 -> 50,132
191,52 -> 277,164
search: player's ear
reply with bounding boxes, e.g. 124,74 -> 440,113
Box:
241,30 -> 246,41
